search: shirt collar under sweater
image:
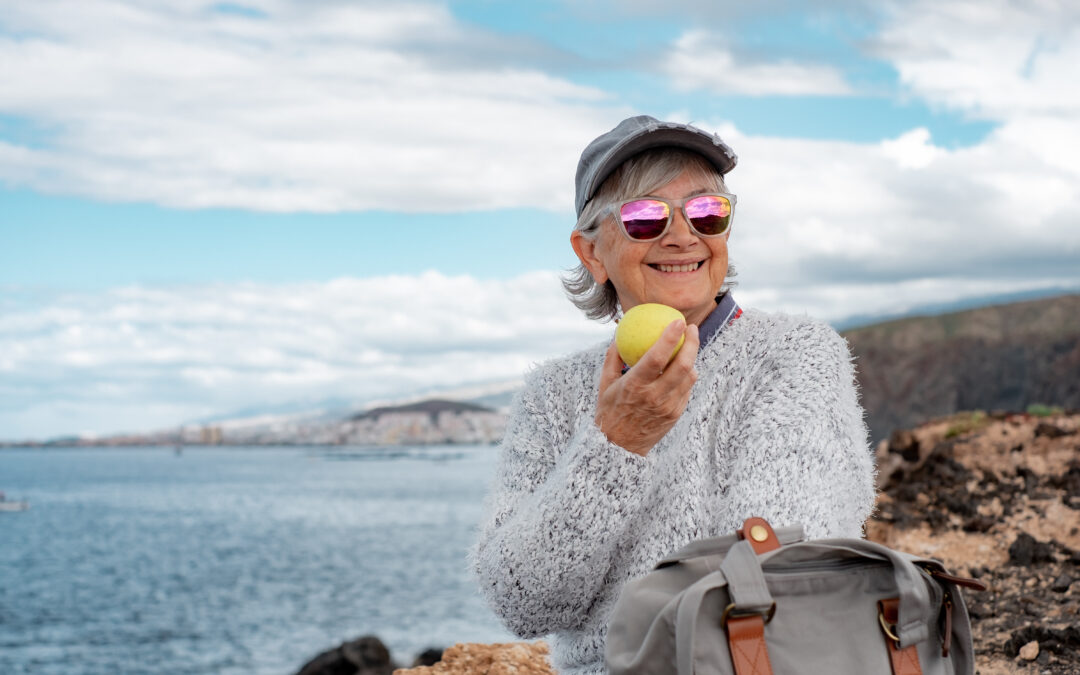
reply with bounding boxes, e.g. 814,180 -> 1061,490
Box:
698,292 -> 742,348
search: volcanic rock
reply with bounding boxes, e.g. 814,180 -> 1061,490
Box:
297,635 -> 398,675
867,410 -> 1080,673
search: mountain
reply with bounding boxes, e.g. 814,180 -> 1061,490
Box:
832,285 -> 1080,331
351,399 -> 493,420
843,293 -> 1080,443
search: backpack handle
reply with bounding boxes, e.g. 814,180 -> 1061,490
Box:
674,568 -> 730,675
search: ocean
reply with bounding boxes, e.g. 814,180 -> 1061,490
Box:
0,445 -> 515,674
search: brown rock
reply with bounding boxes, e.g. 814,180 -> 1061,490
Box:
1019,640 -> 1039,661
393,642 -> 553,675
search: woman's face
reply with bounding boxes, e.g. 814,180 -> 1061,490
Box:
572,168 -> 731,327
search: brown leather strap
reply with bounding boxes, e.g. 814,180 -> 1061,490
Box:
726,518 -> 778,674
737,517 -> 781,555
878,598 -> 924,675
920,566 -> 989,592
727,615 -> 774,675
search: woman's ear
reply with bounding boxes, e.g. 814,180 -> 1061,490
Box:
571,230 -> 608,284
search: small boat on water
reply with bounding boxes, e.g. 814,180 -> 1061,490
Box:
0,491 -> 29,512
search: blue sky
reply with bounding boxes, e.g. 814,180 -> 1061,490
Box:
2,0 -> 1079,439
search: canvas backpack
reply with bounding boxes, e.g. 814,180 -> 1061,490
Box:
605,517 -> 987,675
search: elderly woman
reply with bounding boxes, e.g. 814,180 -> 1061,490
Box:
472,116 -> 875,674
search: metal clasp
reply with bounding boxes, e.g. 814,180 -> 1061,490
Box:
878,610 -> 901,647
721,602 -> 776,628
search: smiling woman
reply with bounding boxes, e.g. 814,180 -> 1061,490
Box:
568,153 -> 734,327
471,116 -> 876,674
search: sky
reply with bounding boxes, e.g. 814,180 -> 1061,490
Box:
2,0 -> 1079,440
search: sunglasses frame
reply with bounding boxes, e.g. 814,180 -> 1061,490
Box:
607,192 -> 737,243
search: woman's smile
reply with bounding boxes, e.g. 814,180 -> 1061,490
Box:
647,260 -> 706,274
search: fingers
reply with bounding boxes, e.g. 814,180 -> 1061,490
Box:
595,321 -> 700,456
664,323 -> 699,379
632,319 -> 689,379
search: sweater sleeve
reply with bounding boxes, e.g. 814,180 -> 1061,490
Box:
471,359 -> 652,638
723,318 -> 877,540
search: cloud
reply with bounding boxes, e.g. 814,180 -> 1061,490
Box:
0,1 -> 626,212
874,0 -> 1080,122
663,31 -> 854,96
0,272 -> 612,439
675,1 -> 1080,315
715,119 -> 1079,305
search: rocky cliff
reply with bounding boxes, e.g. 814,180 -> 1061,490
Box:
845,293 -> 1080,443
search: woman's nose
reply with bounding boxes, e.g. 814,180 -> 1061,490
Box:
660,209 -> 697,247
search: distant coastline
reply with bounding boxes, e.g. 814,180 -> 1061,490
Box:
0,398 -> 507,449
5,294 -> 1078,449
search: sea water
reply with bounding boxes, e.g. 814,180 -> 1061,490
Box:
0,446 -> 515,674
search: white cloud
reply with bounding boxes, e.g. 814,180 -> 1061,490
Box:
663,31 -> 853,96
875,0 -> 1080,122
679,1 -> 1080,316
0,272 -> 611,439
879,128 -> 943,169
715,119 -> 1080,304
0,0 -> 626,212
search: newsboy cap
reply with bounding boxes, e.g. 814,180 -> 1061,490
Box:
574,115 -> 738,216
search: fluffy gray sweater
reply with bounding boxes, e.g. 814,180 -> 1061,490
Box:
472,308 -> 877,674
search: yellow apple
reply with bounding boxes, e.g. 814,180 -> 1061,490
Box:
615,303 -> 686,367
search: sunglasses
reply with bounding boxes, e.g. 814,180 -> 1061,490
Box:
608,192 -> 736,242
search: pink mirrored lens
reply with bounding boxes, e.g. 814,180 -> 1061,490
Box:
620,199 -> 670,240
685,195 -> 731,235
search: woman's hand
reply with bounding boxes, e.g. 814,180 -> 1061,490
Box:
595,320 -> 700,456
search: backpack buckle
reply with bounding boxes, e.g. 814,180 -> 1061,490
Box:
721,601 -> 776,628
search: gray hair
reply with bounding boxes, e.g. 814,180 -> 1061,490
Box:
562,148 -> 738,322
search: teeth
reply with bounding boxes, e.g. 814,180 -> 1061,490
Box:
657,262 -> 699,273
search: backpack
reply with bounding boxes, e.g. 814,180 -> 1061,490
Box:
605,517 -> 987,675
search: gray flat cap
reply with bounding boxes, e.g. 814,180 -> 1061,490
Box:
574,115 -> 738,216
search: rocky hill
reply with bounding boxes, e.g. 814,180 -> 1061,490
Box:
844,293 -> 1080,443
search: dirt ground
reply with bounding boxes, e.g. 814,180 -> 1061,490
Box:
868,411 -> 1080,674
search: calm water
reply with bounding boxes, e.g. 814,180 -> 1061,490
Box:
0,446 -> 515,674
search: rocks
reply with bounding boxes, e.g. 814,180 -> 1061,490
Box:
1009,533 -> 1056,566
1051,574 -> 1074,593
394,642 -> 552,675
1035,421 -> 1073,439
1019,640 -> 1039,661
296,636 -> 398,675
887,429 -> 921,461
411,649 -> 445,668
867,410 -> 1080,673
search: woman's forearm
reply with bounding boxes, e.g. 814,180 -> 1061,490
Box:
472,393 -> 650,637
